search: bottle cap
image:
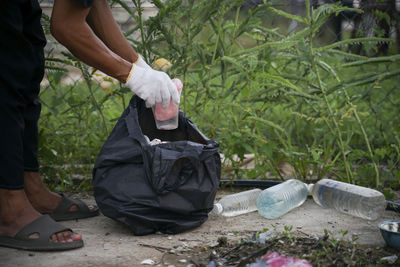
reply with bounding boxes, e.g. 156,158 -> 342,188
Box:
307,184 -> 314,196
213,203 -> 223,214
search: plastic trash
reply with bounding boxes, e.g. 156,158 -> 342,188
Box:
255,230 -> 279,244
380,255 -> 398,264
210,188 -> 262,217
152,78 -> 182,130
143,135 -> 168,145
310,178 -> 386,220
256,179 -> 309,219
263,251 -> 312,267
247,251 -> 312,267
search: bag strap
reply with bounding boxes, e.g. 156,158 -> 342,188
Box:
125,105 -> 147,144
124,104 -> 155,184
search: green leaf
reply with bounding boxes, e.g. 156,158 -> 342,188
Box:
268,7 -> 306,24
259,73 -> 317,100
316,60 -> 340,82
342,54 -> 400,68
221,56 -> 247,71
317,37 -> 394,52
248,116 -> 285,133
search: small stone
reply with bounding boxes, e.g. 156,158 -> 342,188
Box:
103,243 -> 112,250
178,259 -> 187,263
199,246 -> 207,251
28,253 -> 34,257
209,241 -> 219,248
141,259 -> 155,265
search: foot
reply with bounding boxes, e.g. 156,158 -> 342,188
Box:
24,172 -> 95,214
0,189 -> 82,243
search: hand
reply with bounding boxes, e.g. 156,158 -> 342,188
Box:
125,61 -> 180,109
135,55 -> 152,70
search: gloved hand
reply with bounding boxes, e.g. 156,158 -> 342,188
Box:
125,56 -> 179,109
135,55 -> 152,70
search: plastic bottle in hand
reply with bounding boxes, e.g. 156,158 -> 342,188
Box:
256,179 -> 309,219
152,78 -> 182,130
210,189 -> 262,217
310,178 -> 386,220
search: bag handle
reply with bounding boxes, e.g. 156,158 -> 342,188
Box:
124,105 -> 147,144
124,104 -> 156,185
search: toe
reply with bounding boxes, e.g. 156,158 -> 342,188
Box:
52,231 -> 81,243
51,234 -> 58,243
71,233 -> 82,241
63,231 -> 72,242
68,204 -> 96,212
56,232 -> 66,243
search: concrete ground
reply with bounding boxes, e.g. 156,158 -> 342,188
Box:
1,190 -> 399,267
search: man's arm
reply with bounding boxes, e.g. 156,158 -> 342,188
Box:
50,0 -> 179,108
86,0 -> 139,65
51,0 -> 132,82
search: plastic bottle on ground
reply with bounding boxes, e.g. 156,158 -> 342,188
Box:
210,188 -> 262,217
152,78 -> 182,130
309,178 -> 386,220
256,179 -> 309,219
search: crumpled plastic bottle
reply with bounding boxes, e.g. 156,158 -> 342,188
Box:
152,78 -> 182,130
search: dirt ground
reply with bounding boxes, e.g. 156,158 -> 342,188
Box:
0,189 -> 399,267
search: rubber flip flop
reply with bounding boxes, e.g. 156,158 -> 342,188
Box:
0,215 -> 83,251
49,194 -> 99,221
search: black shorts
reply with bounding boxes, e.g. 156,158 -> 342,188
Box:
0,0 -> 46,189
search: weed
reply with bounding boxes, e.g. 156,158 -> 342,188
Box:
40,0 -> 400,191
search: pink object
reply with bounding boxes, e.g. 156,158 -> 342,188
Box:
154,78 -> 182,121
263,251 -> 312,267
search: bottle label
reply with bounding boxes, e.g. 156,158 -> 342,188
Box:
318,180 -> 339,208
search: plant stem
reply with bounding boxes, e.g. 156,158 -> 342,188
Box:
306,3 -> 353,183
342,90 -> 380,187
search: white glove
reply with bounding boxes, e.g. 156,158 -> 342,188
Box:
135,55 -> 152,70
125,59 -> 180,109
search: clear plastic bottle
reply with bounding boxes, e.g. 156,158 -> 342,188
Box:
310,178 -> 386,220
256,179 -> 309,219
210,188 -> 262,217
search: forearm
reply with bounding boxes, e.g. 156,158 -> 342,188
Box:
87,0 -> 139,64
51,0 -> 132,82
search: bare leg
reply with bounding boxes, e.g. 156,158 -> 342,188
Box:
0,189 -> 81,242
24,172 -> 95,214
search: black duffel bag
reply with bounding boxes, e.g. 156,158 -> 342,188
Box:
92,96 -> 221,235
